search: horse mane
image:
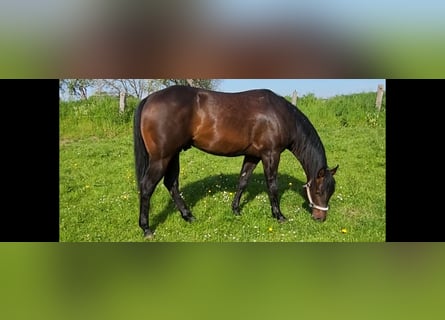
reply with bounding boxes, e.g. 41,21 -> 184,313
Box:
285,98 -> 328,179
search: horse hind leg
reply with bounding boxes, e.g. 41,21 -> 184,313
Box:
139,160 -> 166,239
232,156 -> 260,215
164,153 -> 195,222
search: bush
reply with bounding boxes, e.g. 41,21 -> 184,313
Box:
60,95 -> 140,139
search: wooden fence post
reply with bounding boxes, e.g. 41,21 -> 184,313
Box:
375,84 -> 384,111
119,91 -> 126,113
292,90 -> 298,105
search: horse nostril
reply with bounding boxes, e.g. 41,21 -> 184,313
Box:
312,214 -> 326,222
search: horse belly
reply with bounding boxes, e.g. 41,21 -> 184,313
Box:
192,125 -> 252,156
202,120 -> 283,157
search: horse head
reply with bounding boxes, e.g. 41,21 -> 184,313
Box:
304,165 -> 338,221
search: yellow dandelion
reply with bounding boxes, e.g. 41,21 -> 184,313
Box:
268,227 -> 273,232
341,228 -> 347,234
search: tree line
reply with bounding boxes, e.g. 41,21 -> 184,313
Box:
59,79 -> 220,101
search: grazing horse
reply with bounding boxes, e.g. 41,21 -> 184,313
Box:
134,85 -> 338,238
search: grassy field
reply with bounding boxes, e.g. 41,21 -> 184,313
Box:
59,91 -> 386,242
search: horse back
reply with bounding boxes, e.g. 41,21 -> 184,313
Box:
141,85 -> 295,158
191,87 -> 294,156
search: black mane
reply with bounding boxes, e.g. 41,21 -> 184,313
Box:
286,99 -> 328,180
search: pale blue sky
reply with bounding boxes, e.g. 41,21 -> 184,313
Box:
72,79 -> 385,100
219,79 -> 385,98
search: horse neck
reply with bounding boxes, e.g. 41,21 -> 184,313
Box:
289,119 -> 328,181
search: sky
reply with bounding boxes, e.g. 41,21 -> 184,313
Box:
218,79 -> 385,98
65,79 -> 385,101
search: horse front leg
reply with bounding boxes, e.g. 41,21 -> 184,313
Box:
262,152 -> 286,222
232,156 -> 260,215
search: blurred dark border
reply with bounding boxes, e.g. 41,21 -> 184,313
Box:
1,1 -> 444,78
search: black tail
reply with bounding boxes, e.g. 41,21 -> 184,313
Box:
134,97 -> 149,191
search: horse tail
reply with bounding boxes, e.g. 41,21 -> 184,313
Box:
133,96 -> 149,191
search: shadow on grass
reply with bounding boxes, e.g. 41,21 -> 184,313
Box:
150,173 -> 311,233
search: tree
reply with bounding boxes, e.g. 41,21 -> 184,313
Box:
95,79 -> 148,99
59,79 -> 221,104
60,79 -> 96,100
158,79 -> 219,90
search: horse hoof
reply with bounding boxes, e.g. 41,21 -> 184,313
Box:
183,215 -> 196,223
277,216 -> 287,223
144,229 -> 154,239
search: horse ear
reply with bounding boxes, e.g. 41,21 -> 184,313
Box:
330,165 -> 339,176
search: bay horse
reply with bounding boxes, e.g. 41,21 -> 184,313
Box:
134,85 -> 338,238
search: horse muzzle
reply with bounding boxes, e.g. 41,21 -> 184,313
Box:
311,208 -> 327,222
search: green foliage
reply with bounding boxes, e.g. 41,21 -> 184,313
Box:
60,95 -> 139,140
60,91 -> 385,242
298,91 -> 386,129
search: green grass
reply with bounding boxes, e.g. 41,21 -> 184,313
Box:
60,91 -> 385,242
